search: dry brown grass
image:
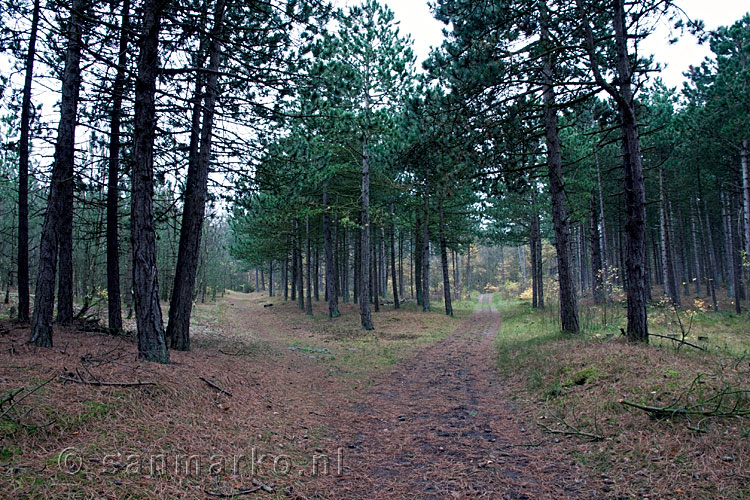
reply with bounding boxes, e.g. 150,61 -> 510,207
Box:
496,297 -> 749,500
0,291 -> 467,499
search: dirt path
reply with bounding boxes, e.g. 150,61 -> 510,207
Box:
309,295 -> 596,500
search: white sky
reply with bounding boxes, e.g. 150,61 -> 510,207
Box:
339,0 -> 750,89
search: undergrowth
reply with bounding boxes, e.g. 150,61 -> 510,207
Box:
493,294 -> 749,499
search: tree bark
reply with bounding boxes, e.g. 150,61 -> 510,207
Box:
342,227 -> 349,302
741,140 -> 750,319
541,29 -> 579,333
698,189 -> 718,311
297,220 -> 304,310
166,0 -> 226,351
675,204 -> 689,297
722,191 -> 736,299
29,0 -> 86,346
595,149 -> 608,297
439,201 -> 452,316
691,201 -> 703,297
354,223 -> 360,304
466,244 -> 472,300
422,187 -> 431,312
659,168 -> 678,305
291,234 -> 297,301
398,229 -> 404,299
314,249 -> 319,301
414,214 -> 423,305
269,260 -> 274,297
306,215 -> 312,315
590,192 -> 604,305
390,202 -> 400,309
577,0 -> 648,340
17,0 -> 41,323
283,248 -> 288,301
323,185 -> 340,317
532,187 -> 544,308
105,0 -> 130,334
359,122 -> 373,329
130,0 -> 170,363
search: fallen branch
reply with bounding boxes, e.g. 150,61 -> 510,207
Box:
252,478 -> 274,493
620,399 -> 750,418
537,421 -> 604,441
648,333 -> 706,351
59,375 -> 155,387
205,486 -> 261,497
499,442 -> 543,449
205,479 -> 274,497
199,377 -> 233,397
0,378 -> 54,423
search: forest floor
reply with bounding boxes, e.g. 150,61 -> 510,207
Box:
0,291 -> 747,499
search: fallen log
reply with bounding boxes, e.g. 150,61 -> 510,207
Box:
59,376 -> 155,387
199,376 -> 233,397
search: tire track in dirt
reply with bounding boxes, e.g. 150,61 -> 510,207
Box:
310,295 -> 597,500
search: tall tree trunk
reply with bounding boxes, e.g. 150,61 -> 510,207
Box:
29,0 -> 86,347
166,0 -> 226,351
409,232 -> 414,299
333,218 -> 340,300
722,191 -> 736,299
500,246 -> 505,281
742,140 -> 750,319
659,168 -> 677,305
731,194 -> 743,314
438,201 -> 452,316
613,0 -> 648,340
372,225 -> 379,312
691,201 -> 703,297
354,224 -> 360,304
130,0 -> 170,363
105,0 -> 130,333
733,195 -> 744,313
314,249 -> 319,301
698,190 -> 718,311
541,31 -> 579,333
56,0 -> 93,326
390,203 -> 400,309
399,229 -> 404,299
269,260 -> 274,297
590,192 -> 604,305
466,244 -> 472,300
578,0 -> 647,340
595,149 -> 608,292
414,214 -> 423,305
283,248 -> 288,301
422,188 -> 431,312
359,119 -> 373,329
380,227 -> 386,297
532,187 -> 544,307
17,0 -> 41,323
306,215 -> 312,315
323,185 -> 340,317
342,228 -> 350,303
675,204 -> 689,297
291,235 -> 297,301
297,220 -> 304,310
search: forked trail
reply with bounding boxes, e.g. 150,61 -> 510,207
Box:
308,295 -> 595,500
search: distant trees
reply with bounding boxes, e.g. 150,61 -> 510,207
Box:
1,0 -> 748,361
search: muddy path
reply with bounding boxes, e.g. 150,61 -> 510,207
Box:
307,295 -> 596,500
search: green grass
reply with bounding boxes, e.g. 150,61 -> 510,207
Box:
276,296 -> 477,383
